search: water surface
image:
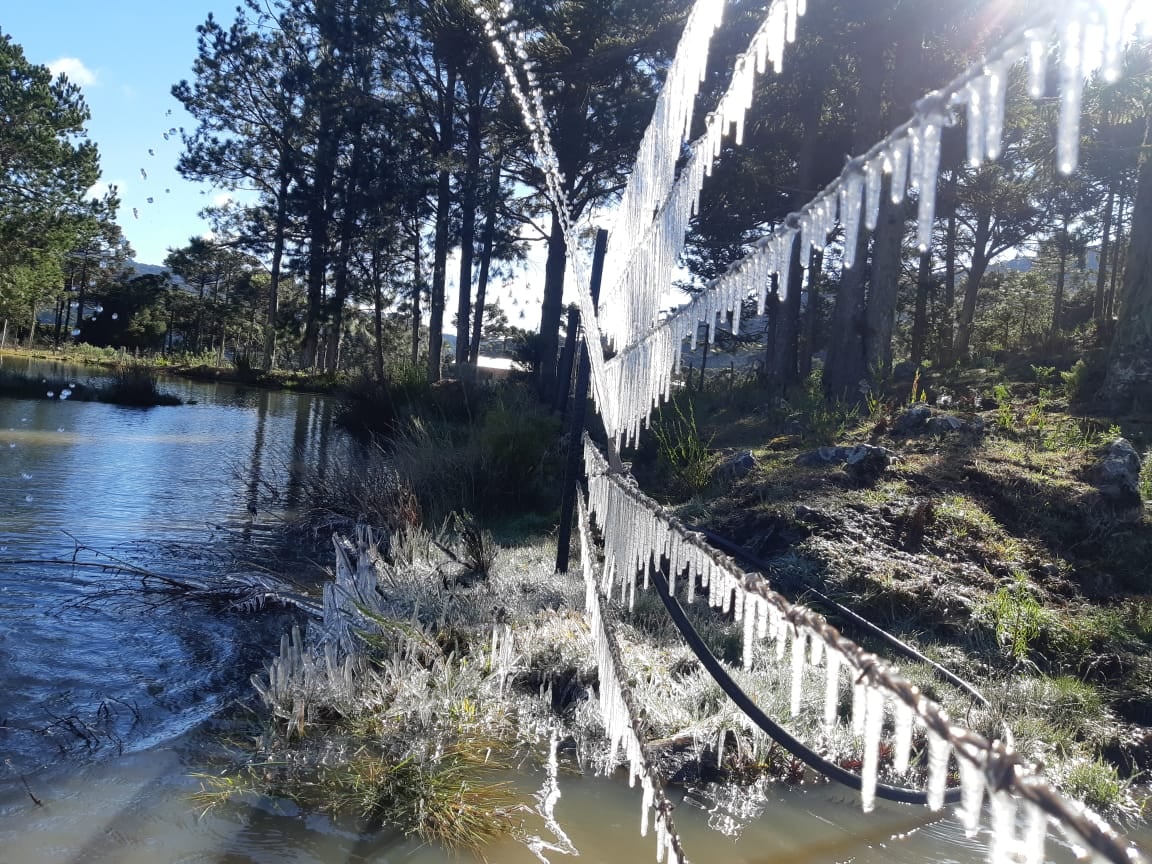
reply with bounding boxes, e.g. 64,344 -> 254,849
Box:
0,357 -> 1144,863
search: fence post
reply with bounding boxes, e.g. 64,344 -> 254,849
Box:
554,304 -> 580,415
555,228 -> 608,574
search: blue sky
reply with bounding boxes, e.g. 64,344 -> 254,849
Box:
3,1 -> 586,326
5,2 -> 242,265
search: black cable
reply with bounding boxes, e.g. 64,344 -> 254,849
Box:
648,562 -> 963,806
688,524 -> 990,709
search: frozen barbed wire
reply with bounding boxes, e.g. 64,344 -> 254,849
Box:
578,495 -> 691,864
600,0 -> 809,352
590,0 -> 1151,445
583,436 -> 1144,864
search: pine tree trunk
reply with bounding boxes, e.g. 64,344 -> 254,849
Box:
776,234 -> 803,388
263,159 -> 290,371
428,62 -> 457,383
538,211 -> 567,399
1104,117 -> 1152,409
823,21 -> 888,401
951,211 -> 992,362
411,221 -> 423,367
455,73 -> 482,367
371,238 -> 386,381
1093,180 -> 1116,325
910,249 -> 933,366
799,247 -> 823,380
865,176 -> 906,379
468,157 -> 502,366
1051,221 -> 1069,339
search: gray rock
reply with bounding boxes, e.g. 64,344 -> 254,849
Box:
796,443 -> 895,480
891,361 -> 919,381
844,444 -> 896,480
796,445 -> 851,466
721,450 -> 757,480
925,414 -> 967,434
892,403 -> 932,434
1090,438 -> 1143,507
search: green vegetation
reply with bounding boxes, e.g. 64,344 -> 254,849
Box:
0,365 -> 182,407
652,397 -> 716,495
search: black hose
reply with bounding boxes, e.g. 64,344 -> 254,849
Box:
688,525 -> 990,709
648,562 -> 963,806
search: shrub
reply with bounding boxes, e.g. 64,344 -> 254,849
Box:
976,575 -> 1049,661
652,397 -> 715,495
1062,760 -> 1129,815
103,363 -> 182,406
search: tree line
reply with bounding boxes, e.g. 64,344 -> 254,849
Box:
2,2 -> 1150,407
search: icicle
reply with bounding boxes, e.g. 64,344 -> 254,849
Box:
755,596 -> 769,639
1028,29 -> 1049,98
742,596 -> 757,668
892,699 -> 914,775
823,648 -> 841,728
1021,801 -> 1048,864
916,113 -> 943,252
985,58 -> 1008,161
641,777 -> 654,836
860,687 -> 885,813
957,755 -> 986,837
1057,15 -> 1086,174
989,791 -> 1017,864
809,633 -> 824,668
965,75 -> 987,167
840,170 -> 863,270
851,679 -> 867,735
888,135 -> 909,204
926,730 -> 951,811
789,626 -> 806,717
863,155 -> 882,232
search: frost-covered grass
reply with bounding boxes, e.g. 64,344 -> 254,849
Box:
207,520 -> 983,853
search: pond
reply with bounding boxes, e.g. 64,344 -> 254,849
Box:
0,356 -> 1137,863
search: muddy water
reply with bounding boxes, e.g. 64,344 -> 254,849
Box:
0,357 -> 1138,863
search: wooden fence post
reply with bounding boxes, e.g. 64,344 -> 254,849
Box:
555,228 -> 608,574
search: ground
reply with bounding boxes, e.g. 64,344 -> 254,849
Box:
627,364 -> 1152,816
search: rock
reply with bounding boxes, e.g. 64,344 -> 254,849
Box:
925,414 -> 967,434
721,450 -> 757,480
891,361 -> 919,382
892,403 -> 932,434
1089,437 -> 1143,508
843,444 -> 895,481
796,445 -> 850,466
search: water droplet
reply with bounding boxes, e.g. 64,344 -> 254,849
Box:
19,417 -> 27,423
8,443 -> 15,448
56,427 -> 65,433
60,389 -> 72,400
111,313 -> 119,320
46,391 -> 55,398
20,472 -> 31,480
70,383 -> 76,388
24,495 -> 33,503
71,329 -> 81,337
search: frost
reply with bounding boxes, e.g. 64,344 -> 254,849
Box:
860,687 -> 885,813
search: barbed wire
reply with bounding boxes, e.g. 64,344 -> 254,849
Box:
584,435 -> 1145,864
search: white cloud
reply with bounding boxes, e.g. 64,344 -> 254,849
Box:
47,57 -> 97,87
86,179 -> 127,201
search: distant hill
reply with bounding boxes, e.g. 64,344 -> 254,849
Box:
125,259 -> 170,279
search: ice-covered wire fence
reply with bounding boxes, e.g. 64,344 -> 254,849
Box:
577,494 -> 690,864
582,434 -> 1143,864
599,0 -> 809,351
595,0 -> 1150,446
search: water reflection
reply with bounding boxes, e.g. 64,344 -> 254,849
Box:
0,361 -> 342,780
